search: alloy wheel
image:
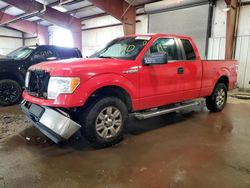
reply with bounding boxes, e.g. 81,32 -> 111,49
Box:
95,106 -> 122,139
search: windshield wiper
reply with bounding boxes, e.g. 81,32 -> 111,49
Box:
98,55 -> 114,59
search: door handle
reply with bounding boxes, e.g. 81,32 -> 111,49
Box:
123,69 -> 138,74
177,67 -> 184,74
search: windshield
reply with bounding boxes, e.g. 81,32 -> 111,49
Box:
90,36 -> 151,60
7,46 -> 36,60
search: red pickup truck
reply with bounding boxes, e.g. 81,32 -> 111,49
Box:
21,34 -> 238,148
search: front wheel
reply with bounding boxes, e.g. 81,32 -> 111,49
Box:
0,79 -> 22,106
206,83 -> 227,112
80,97 -> 128,148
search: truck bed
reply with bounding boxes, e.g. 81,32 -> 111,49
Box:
200,60 -> 238,97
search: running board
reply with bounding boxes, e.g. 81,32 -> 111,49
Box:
133,101 -> 202,120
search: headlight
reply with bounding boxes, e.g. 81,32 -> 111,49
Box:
47,77 -> 80,99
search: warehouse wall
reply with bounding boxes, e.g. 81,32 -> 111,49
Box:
81,15 -> 148,57
207,0 -> 250,90
0,27 -> 23,55
24,33 -> 39,46
207,0 -> 227,60
234,5 -> 250,90
81,15 -> 123,57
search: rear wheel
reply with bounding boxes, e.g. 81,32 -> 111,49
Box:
0,79 -> 22,106
80,97 -> 128,148
206,83 -> 227,112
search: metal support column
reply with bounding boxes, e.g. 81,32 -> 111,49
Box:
89,0 -> 136,35
225,0 -> 238,59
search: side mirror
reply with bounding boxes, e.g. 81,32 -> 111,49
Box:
143,52 -> 168,65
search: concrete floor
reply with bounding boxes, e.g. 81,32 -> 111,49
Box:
0,97 -> 250,188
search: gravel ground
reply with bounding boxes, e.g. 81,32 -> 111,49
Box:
0,115 -> 31,142
0,106 -> 31,142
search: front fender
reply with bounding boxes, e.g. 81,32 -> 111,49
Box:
0,69 -> 24,85
52,73 -> 138,108
85,73 -> 137,98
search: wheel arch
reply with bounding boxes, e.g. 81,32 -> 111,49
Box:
84,85 -> 133,112
0,72 -> 24,86
215,75 -> 229,90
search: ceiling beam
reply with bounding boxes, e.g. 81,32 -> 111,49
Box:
33,4 -> 96,23
82,20 -> 141,31
89,0 -> 125,21
80,13 -> 108,21
66,5 -> 94,14
80,12 -> 146,22
33,18 -> 43,23
89,0 -> 136,35
49,0 -> 85,7
225,0 -> 238,59
1,0 -> 82,51
135,0 -> 162,9
17,1 -> 93,24
0,5 -> 11,12
1,0 -> 80,29
34,0 -> 153,24
0,11 -> 48,44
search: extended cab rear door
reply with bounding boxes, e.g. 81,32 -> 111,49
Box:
138,37 -> 185,109
176,38 -> 202,100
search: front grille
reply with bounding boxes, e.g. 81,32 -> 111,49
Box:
25,70 -> 50,99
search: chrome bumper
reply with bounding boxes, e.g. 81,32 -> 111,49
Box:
21,100 -> 81,143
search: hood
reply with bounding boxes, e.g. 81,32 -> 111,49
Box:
0,57 -> 23,64
29,58 -> 130,72
0,55 -> 7,59
0,57 -> 12,62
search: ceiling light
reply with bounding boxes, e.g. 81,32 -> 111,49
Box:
52,5 -> 67,12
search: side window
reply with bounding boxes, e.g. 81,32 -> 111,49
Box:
181,39 -> 196,60
146,38 -> 179,61
32,49 -> 57,60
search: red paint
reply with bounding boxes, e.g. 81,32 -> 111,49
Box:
23,34 -> 238,111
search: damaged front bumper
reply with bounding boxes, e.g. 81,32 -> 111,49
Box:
21,100 -> 81,143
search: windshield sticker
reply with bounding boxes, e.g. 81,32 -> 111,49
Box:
126,45 -> 135,53
135,36 -> 151,41
143,41 -> 148,46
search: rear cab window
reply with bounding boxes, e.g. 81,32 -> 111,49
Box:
58,48 -> 81,59
32,48 -> 57,60
180,39 -> 196,60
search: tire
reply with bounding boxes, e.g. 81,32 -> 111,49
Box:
0,79 -> 22,106
206,83 -> 227,112
79,97 -> 128,148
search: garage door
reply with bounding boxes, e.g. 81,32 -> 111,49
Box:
148,4 -> 210,58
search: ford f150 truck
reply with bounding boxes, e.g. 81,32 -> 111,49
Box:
21,34 -> 238,148
0,45 -> 82,106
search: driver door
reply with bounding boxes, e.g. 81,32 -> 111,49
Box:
139,38 -> 184,109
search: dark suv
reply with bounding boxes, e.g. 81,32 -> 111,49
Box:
0,45 -> 82,106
